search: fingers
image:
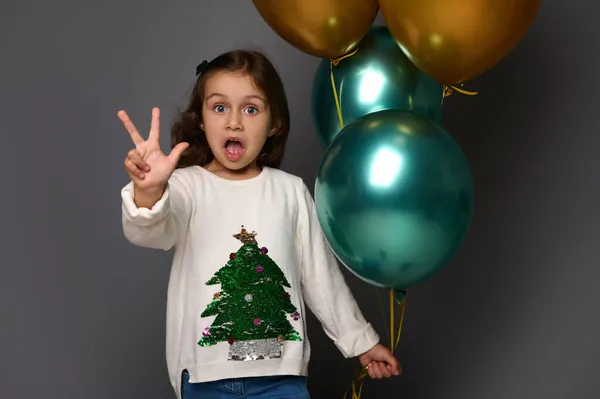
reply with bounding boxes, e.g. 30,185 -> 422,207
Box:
366,361 -> 400,380
168,142 -> 190,164
124,149 -> 149,179
367,363 -> 376,380
383,352 -> 402,376
366,362 -> 383,379
385,363 -> 402,375
118,110 -> 145,148
380,361 -> 393,378
148,107 -> 160,143
393,363 -> 402,376
391,359 -> 402,376
371,362 -> 385,379
128,149 -> 150,172
125,158 -> 144,180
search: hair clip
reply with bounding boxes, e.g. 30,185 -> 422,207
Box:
196,60 -> 208,76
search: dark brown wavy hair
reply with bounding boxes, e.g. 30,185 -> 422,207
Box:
170,49 -> 290,169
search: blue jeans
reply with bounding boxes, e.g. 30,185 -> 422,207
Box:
181,370 -> 311,399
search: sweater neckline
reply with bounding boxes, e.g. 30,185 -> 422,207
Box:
194,165 -> 269,185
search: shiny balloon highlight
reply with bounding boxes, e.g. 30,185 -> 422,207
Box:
315,110 -> 474,290
379,0 -> 542,84
252,0 -> 379,59
311,26 -> 443,149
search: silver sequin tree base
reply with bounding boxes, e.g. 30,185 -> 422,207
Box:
228,338 -> 282,361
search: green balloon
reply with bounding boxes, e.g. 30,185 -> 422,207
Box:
311,26 -> 444,149
315,110 -> 474,290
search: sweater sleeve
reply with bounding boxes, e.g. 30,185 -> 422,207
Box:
297,182 -> 380,358
121,170 -> 194,251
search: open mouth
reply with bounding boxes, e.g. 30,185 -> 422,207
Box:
224,137 -> 245,161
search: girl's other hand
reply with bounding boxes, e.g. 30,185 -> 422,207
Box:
358,344 -> 401,379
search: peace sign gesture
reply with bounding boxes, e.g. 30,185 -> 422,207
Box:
118,107 -> 189,193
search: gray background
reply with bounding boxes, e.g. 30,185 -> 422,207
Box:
1,0 -> 599,398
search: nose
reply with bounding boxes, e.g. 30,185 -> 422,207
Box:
226,110 -> 243,131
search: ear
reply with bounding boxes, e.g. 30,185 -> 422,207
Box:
199,122 -> 204,130
268,125 -> 279,137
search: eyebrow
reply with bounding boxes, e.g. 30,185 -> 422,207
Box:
205,93 -> 266,103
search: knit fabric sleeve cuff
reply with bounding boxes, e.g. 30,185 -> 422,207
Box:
334,322 -> 380,358
121,181 -> 170,227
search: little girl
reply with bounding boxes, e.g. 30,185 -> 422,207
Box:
118,49 -> 400,399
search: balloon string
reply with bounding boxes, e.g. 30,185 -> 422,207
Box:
395,293 -> 406,349
329,63 -> 344,130
443,84 -> 479,97
390,289 -> 406,352
344,289 -> 407,399
389,289 -> 395,352
329,47 -> 359,130
331,47 -> 358,66
376,289 -> 389,347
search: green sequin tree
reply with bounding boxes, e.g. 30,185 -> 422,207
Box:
198,226 -> 301,360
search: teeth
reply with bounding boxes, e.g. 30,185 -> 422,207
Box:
225,139 -> 243,156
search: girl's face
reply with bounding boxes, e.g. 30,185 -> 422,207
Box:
201,71 -> 276,178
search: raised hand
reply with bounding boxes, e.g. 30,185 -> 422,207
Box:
118,107 -> 189,193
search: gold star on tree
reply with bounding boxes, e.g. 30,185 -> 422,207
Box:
233,225 -> 258,245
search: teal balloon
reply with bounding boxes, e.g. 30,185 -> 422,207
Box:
311,26 -> 444,149
314,110 -> 474,290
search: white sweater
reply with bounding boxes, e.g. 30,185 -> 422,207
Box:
121,166 -> 379,398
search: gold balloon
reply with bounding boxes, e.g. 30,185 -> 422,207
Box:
379,0 -> 542,84
252,0 -> 379,58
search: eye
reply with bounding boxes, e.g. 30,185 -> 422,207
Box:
244,106 -> 258,115
213,104 -> 227,113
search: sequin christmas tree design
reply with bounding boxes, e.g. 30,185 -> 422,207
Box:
198,226 -> 302,361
